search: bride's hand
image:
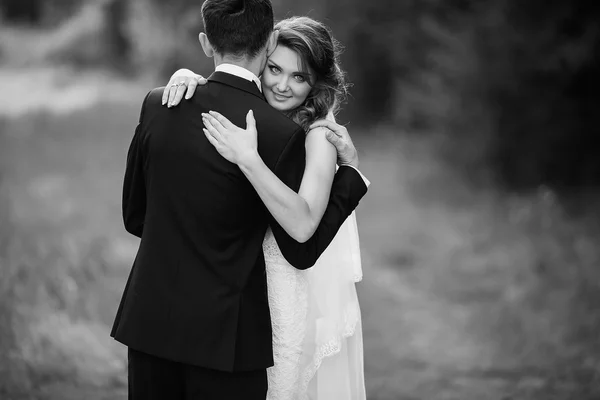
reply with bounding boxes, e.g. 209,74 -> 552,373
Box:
202,110 -> 259,166
161,68 -> 207,108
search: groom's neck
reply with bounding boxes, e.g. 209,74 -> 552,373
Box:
214,54 -> 263,78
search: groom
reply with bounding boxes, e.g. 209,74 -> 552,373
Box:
110,0 -> 369,398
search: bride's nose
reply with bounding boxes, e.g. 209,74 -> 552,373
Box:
276,78 -> 289,93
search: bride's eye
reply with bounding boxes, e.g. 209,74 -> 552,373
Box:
269,65 -> 281,74
294,74 -> 306,83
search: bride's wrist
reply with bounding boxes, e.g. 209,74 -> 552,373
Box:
237,150 -> 261,171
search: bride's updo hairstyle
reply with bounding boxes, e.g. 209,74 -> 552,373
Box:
275,17 -> 348,130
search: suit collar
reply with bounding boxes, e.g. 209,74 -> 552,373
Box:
207,71 -> 266,102
215,64 -> 262,91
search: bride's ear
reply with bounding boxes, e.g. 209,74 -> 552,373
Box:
199,33 -> 215,57
266,30 -> 279,57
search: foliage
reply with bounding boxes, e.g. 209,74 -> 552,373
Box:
0,0 -> 80,26
479,0 -> 600,190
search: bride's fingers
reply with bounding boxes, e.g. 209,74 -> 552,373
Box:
202,115 -> 224,142
162,80 -> 178,105
184,77 -> 201,100
208,111 -> 235,130
202,113 -> 228,135
167,84 -> 180,108
245,110 -> 256,132
171,82 -> 188,107
203,128 -> 221,148
162,84 -> 171,105
203,129 -> 227,156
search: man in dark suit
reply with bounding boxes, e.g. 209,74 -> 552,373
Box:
110,0 -> 369,398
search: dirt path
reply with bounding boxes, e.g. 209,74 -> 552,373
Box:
350,139 -> 597,399
354,142 -> 509,399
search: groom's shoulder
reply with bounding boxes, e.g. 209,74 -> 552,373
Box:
249,100 -> 303,137
133,87 -> 167,118
204,82 -> 303,136
128,87 -> 164,124
141,87 -> 167,108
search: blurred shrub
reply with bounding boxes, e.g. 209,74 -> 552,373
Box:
126,0 -> 210,78
0,0 -> 42,24
0,182 -> 28,394
479,0 -> 600,191
323,0 -> 600,193
0,207 -> 126,389
0,0 -> 79,26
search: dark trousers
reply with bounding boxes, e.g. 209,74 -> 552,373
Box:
128,348 -> 268,400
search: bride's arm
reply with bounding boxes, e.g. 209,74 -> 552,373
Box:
202,111 -> 336,243
241,128 -> 336,243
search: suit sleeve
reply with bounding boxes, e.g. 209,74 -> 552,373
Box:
270,128 -> 368,270
122,91 -> 152,238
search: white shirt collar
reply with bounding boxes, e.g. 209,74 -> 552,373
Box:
215,64 -> 262,92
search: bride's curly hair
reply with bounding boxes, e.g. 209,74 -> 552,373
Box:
274,17 -> 349,131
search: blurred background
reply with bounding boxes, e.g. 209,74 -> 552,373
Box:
1,0 -> 600,398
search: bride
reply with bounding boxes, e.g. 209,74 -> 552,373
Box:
164,16 -> 366,400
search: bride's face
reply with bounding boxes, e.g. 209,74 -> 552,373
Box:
261,45 -> 313,112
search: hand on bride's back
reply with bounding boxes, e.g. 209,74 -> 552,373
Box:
162,69 -> 207,108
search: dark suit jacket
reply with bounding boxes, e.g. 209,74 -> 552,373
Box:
111,71 -> 368,372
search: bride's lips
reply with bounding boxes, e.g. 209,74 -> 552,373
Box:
271,91 -> 292,102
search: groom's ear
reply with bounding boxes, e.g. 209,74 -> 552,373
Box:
199,33 -> 215,58
266,30 -> 279,57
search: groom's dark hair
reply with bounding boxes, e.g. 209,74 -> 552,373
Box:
201,0 -> 274,58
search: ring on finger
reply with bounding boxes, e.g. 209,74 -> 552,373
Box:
177,81 -> 186,86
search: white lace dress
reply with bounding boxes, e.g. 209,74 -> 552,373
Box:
262,212 -> 366,400
263,227 -> 309,399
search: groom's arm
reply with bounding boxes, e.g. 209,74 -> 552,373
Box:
270,131 -> 368,270
122,91 -> 151,238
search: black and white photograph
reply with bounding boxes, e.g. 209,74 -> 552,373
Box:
1,0 -> 599,399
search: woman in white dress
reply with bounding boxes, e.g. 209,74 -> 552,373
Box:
165,16 -> 366,400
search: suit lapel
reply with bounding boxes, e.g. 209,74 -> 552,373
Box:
207,71 -> 266,102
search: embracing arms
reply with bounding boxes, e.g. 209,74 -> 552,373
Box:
269,139 -> 368,269
202,111 -> 337,243
203,111 -> 368,269
166,69 -> 369,268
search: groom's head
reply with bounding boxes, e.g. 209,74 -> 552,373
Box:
199,0 -> 275,63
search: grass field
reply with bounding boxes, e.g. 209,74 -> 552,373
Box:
2,67 -> 600,399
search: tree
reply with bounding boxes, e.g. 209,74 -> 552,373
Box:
0,0 -> 42,24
